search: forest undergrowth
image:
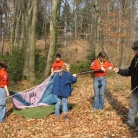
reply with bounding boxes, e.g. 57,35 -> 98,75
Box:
0,73 -> 138,138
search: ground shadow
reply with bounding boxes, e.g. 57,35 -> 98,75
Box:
86,96 -> 94,103
87,90 -> 128,123
60,103 -> 76,112
105,89 -> 128,123
6,108 -> 13,117
105,89 -> 138,137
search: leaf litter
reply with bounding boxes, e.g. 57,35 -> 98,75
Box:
0,74 -> 138,138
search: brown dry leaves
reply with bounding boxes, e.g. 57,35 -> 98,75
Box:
0,74 -> 138,138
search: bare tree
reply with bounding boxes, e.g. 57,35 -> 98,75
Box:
94,0 -> 101,57
45,0 -> 61,77
22,0 -> 39,83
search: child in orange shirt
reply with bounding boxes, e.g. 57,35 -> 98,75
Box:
0,61 -> 10,123
51,53 -> 64,76
90,52 -> 113,110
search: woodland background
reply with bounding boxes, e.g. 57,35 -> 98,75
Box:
0,0 -> 138,84
0,0 -> 138,137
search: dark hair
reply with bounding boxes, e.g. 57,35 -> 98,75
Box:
132,41 -> 138,50
0,61 -> 9,69
56,53 -> 61,58
97,52 -> 107,59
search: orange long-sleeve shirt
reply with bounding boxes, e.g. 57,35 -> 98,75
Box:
52,59 -> 64,71
0,68 -> 10,87
90,59 -> 113,77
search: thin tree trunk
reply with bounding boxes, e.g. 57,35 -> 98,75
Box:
43,0 -> 48,49
74,3 -> 78,39
22,0 -> 30,79
3,0 -> 8,39
94,0 -> 100,57
45,0 -> 60,77
11,0 -> 18,52
120,0 -> 127,68
64,0 -> 67,46
29,0 -> 39,83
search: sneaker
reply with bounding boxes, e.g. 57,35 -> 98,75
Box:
0,119 -> 5,123
63,115 -> 70,120
126,123 -> 136,129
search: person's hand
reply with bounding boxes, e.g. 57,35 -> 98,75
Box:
108,66 -> 112,70
73,74 -> 77,77
6,93 -> 10,97
113,68 -> 119,73
50,72 -> 54,76
101,66 -> 106,72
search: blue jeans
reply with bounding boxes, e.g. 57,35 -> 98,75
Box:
93,76 -> 107,109
55,96 -> 68,116
0,88 -> 6,122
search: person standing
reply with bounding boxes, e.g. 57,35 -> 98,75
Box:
90,52 -> 113,110
114,41 -> 138,129
0,61 -> 10,123
51,53 -> 64,76
51,63 -> 77,118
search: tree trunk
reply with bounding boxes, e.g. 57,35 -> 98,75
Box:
94,0 -> 100,57
22,0 -> 31,79
64,0 -> 67,47
45,0 -> 60,77
11,0 -> 18,52
120,0 -> 127,68
74,3 -> 78,39
22,0 -> 39,83
29,0 -> 39,83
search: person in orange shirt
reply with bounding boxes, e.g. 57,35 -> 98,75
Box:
51,53 -> 64,76
0,61 -> 10,123
90,52 -> 113,110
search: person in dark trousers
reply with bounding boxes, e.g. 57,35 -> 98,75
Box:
0,61 -> 10,123
114,41 -> 138,129
90,52 -> 113,110
51,63 -> 77,118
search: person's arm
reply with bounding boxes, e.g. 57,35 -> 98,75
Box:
53,69 -> 61,72
50,68 -> 54,76
113,66 -> 131,76
68,73 -> 77,84
4,85 -> 9,97
114,58 -> 134,76
2,73 -> 10,96
106,62 -> 114,70
90,60 -> 102,71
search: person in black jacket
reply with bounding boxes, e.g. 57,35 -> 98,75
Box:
114,41 -> 138,129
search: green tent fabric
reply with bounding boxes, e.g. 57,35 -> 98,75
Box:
13,104 -> 76,119
13,105 -> 55,119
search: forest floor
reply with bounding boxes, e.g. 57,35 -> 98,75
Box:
0,39 -> 138,137
1,74 -> 138,138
